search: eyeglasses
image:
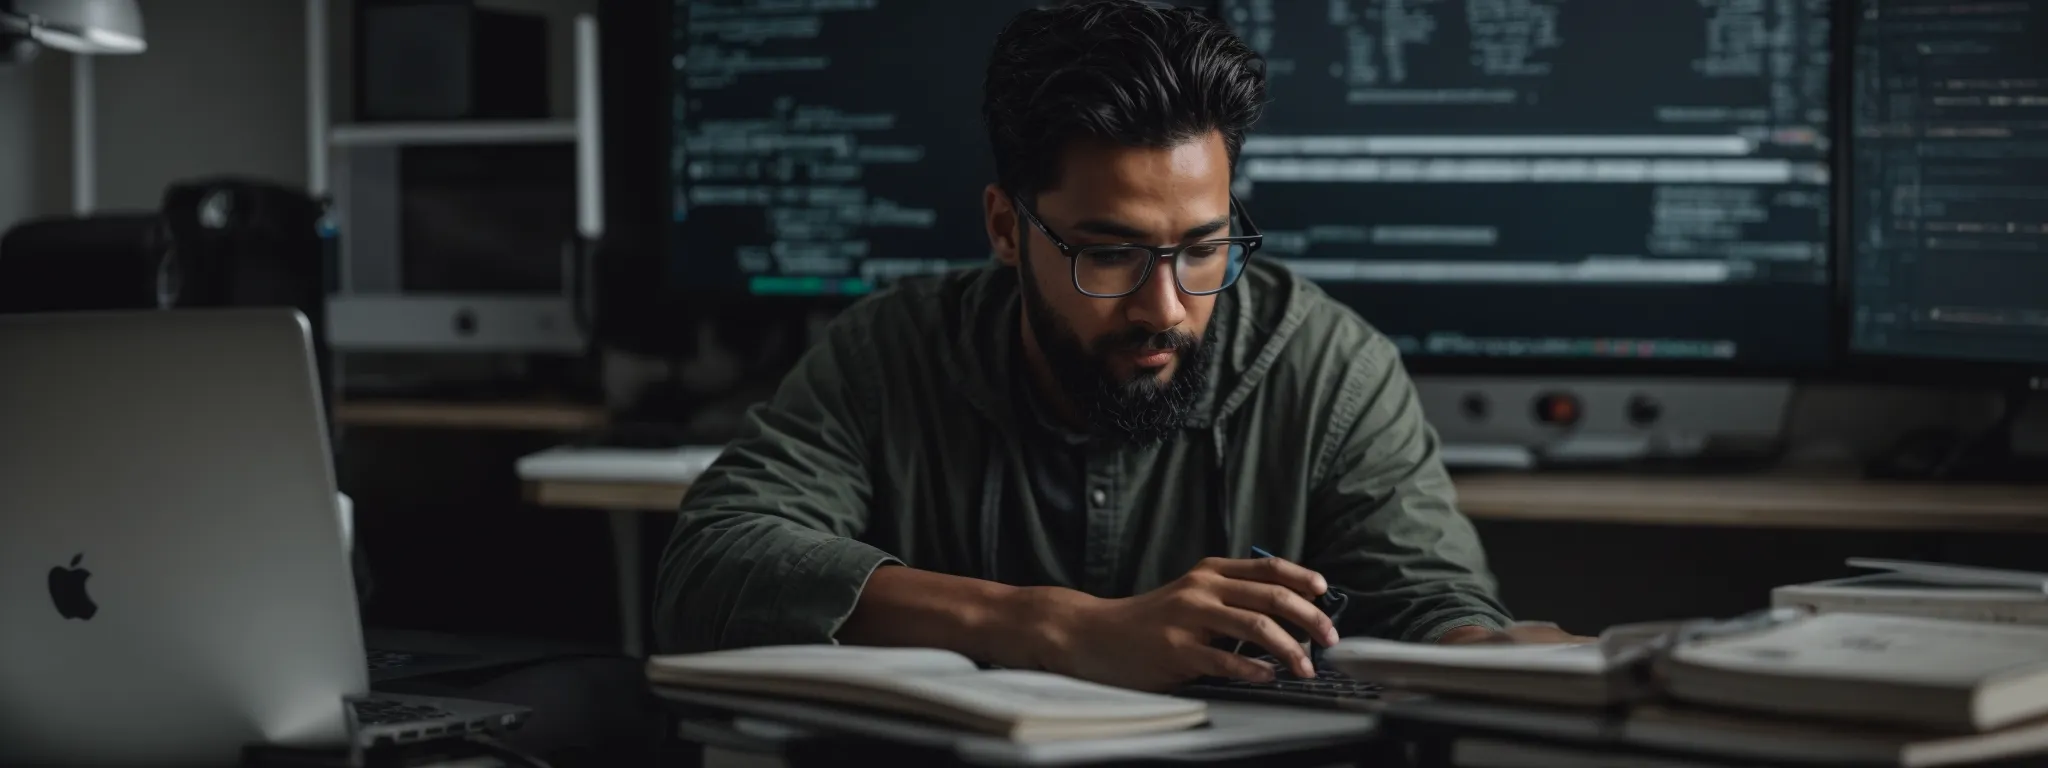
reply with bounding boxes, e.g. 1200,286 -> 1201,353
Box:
1013,195 -> 1262,298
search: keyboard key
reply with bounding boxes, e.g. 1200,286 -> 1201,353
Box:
1179,654 -> 1383,706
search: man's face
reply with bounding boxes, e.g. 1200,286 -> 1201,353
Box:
988,132 -> 1233,442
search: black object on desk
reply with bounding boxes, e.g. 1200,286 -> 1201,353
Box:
243,733 -> 552,768
363,627 -> 610,685
1178,658 -> 1382,712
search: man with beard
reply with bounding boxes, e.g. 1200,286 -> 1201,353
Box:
655,0 -> 1579,693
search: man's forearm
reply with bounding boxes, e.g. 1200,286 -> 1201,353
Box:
1435,625 -> 1501,644
836,565 -> 1076,668
1437,623 -> 1590,644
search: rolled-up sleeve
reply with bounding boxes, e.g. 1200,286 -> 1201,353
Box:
1304,335 -> 1514,643
652,316 -> 900,653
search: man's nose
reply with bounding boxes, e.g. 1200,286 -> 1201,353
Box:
1124,258 -> 1188,332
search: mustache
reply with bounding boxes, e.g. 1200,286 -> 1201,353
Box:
1093,327 -> 1200,356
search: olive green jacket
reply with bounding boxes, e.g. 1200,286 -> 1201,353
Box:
654,260 -> 1512,653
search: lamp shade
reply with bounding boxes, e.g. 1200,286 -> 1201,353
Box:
6,0 -> 145,54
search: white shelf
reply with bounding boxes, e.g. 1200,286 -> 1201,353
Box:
308,8 -> 604,353
329,119 -> 577,147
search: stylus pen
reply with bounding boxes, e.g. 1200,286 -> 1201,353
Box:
1244,545 -> 1326,664
1228,544 -> 1277,659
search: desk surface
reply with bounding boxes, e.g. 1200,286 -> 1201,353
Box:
525,464 -> 2048,531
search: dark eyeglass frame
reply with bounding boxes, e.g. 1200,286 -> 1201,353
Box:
1012,194 -> 1264,298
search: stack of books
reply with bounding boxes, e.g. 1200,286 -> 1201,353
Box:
1328,559 -> 2048,767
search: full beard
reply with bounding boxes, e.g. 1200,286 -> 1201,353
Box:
1018,246 -> 1214,445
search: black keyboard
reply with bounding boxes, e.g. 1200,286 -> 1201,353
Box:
365,649 -> 471,672
1179,658 -> 1382,710
365,650 -> 418,672
351,698 -> 452,726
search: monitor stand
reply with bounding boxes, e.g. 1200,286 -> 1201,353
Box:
1414,377 -> 1795,471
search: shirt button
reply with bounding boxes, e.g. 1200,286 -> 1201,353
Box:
1090,488 -> 1108,506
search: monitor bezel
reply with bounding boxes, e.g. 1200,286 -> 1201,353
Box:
1828,0 -> 2048,390
594,0 -> 862,359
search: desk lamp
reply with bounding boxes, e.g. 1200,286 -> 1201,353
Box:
0,0 -> 146,58
0,0 -> 145,214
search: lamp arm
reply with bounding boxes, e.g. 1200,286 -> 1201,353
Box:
0,11 -> 36,64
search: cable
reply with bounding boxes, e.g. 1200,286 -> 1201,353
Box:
461,733 -> 555,768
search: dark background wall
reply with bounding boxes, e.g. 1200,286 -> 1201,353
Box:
5,0 -> 2042,650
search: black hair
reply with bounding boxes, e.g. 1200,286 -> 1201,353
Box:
982,0 -> 1267,202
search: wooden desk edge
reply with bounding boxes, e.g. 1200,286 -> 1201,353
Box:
1454,473 -> 2048,531
337,400 -> 609,432
1457,502 -> 2048,532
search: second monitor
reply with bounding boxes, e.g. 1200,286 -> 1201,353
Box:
1222,0 -> 1838,465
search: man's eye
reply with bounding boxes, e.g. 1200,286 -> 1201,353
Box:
1086,249 -> 1141,267
1182,244 -> 1221,260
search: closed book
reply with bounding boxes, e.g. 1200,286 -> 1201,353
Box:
1658,613 -> 2048,733
1773,569 -> 2048,627
1625,705 -> 2048,767
1323,637 -> 1638,707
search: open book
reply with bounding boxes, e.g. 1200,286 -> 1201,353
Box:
645,645 -> 1208,741
1329,612 -> 2048,734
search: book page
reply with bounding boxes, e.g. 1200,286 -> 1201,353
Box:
1672,614 -> 2048,688
647,644 -> 980,684
1327,638 -> 1610,675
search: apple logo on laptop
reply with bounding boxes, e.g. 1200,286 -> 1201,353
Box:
48,553 -> 97,620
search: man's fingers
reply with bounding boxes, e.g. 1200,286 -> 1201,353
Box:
1212,579 -> 1338,647
1201,606 -> 1316,679
1205,556 -> 1326,599
1180,642 -> 1277,683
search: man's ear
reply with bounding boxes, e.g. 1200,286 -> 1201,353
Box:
983,184 -> 1020,267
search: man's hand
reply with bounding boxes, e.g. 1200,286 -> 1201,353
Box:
1019,557 -> 1340,692
1437,622 -> 1594,645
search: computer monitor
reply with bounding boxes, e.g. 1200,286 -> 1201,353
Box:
1217,0 -> 1839,466
600,0 -> 1206,358
1843,0 -> 2048,390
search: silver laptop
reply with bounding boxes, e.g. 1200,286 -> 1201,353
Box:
0,308 -> 528,766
